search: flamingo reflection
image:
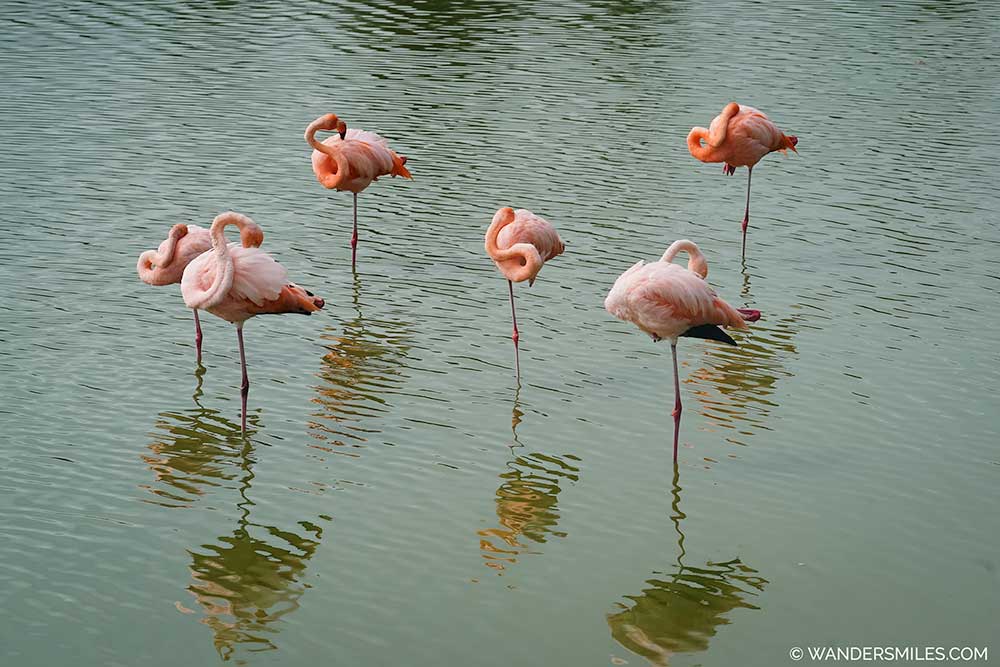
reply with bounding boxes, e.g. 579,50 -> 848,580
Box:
142,377 -> 327,662
686,272 -> 800,440
478,390 -> 581,572
607,467 -> 767,665
308,274 -> 412,456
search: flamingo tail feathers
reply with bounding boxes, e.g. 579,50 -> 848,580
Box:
391,153 -> 412,179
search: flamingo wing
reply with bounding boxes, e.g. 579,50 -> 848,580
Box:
229,245 -> 288,306
610,263 -> 746,339
498,210 -> 565,261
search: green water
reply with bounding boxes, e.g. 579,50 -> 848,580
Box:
2,1 -> 998,665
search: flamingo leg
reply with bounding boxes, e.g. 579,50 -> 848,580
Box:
508,280 -> 520,381
741,166 -> 753,259
236,323 -> 249,435
351,192 -> 359,271
670,341 -> 682,463
193,309 -> 203,364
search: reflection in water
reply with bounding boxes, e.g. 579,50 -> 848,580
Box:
607,468 -> 767,665
142,375 -> 325,662
141,367 -> 261,508
184,483 -> 323,662
686,276 -> 802,437
309,275 -> 412,456
478,391 -> 581,572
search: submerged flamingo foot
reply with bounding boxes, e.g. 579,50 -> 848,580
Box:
737,308 -> 761,322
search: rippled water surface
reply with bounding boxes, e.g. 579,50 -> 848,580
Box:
2,1 -> 999,665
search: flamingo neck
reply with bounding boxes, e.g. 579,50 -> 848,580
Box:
485,208 -> 543,283
304,115 -> 338,154
305,116 -> 349,189
187,212 -> 256,310
686,127 -> 714,162
137,224 -> 187,283
662,239 -> 709,279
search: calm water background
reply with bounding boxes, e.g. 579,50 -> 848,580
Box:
2,1 -> 999,665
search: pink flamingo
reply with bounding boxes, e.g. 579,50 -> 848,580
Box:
485,207 -> 565,378
687,102 -> 798,258
605,240 -> 760,461
138,220 -> 264,363
304,113 -> 412,270
181,212 -> 325,433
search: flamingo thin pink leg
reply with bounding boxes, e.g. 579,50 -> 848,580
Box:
351,192 -> 359,270
670,341 -> 682,463
741,166 -> 753,259
193,309 -> 203,364
236,324 -> 249,435
508,280 -> 520,380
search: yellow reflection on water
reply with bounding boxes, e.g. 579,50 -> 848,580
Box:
308,275 -> 412,455
478,391 -> 581,572
142,373 -> 326,663
607,468 -> 767,665
184,505 -> 323,662
685,303 -> 801,438
140,366 -> 261,508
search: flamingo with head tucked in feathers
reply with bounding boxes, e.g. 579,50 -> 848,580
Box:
687,103 -> 798,258
138,219 -> 264,363
304,113 -> 412,270
605,239 -> 760,462
181,212 -> 325,433
485,207 -> 564,379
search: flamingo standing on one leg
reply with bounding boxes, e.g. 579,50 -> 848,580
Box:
181,212 -> 325,433
485,207 -> 565,379
138,220 -> 264,363
304,113 -> 412,270
687,103 -> 798,259
605,240 -> 760,462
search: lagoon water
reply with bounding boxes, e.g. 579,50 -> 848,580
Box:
2,1 -> 999,665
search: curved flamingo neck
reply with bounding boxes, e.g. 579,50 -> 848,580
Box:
305,114 -> 350,189
188,212 -> 256,310
137,224 -> 187,282
304,114 -> 340,154
686,127 -> 714,161
485,208 -> 543,283
688,102 -> 740,161
662,239 -> 709,279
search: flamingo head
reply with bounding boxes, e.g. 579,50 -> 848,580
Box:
312,113 -> 340,132
336,119 -> 348,140
168,223 -> 188,241
785,135 -> 799,153
239,222 -> 265,248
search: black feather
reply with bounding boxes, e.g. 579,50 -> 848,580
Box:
680,324 -> 737,346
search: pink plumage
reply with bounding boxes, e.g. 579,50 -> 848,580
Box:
137,224 -> 212,286
605,240 -> 746,342
484,207 -> 565,379
181,212 -> 323,324
304,113 -> 412,269
485,207 -> 564,285
687,102 -> 798,257
606,240 -> 759,461
138,219 -> 264,362
180,212 -> 325,433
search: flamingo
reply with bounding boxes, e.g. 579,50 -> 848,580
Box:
485,207 -> 565,379
687,103 -> 798,258
604,240 -> 760,462
304,113 -> 412,270
181,212 -> 325,433
138,220 -> 264,363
